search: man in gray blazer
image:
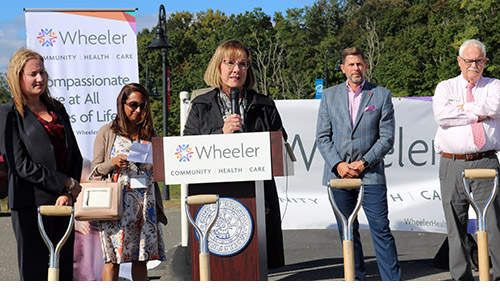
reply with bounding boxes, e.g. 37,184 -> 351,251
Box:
316,47 -> 401,280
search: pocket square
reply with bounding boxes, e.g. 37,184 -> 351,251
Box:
364,105 -> 375,112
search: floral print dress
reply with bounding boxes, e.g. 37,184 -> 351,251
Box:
99,135 -> 166,264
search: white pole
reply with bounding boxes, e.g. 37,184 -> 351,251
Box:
179,91 -> 190,247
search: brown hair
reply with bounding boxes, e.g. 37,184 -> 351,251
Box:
203,39 -> 256,90
6,48 -> 62,117
341,47 -> 366,64
111,83 -> 155,141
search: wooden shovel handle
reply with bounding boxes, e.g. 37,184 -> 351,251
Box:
463,169 -> 496,179
329,179 -> 362,189
343,240 -> 355,281
39,205 -> 73,217
48,268 -> 59,281
199,253 -> 211,281
477,231 -> 490,281
187,194 -> 218,205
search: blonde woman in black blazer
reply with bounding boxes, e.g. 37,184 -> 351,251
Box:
0,48 -> 83,280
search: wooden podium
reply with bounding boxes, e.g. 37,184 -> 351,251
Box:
152,131 -> 293,281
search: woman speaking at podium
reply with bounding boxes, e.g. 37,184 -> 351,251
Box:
183,39 -> 287,269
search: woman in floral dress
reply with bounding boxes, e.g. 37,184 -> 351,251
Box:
91,83 -> 167,281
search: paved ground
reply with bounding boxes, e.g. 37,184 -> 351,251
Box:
0,204 -> 483,281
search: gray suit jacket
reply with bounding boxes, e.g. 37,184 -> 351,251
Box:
316,81 -> 395,186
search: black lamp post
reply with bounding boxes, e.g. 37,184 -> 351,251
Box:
333,56 -> 341,73
325,48 -> 331,89
148,4 -> 173,200
325,48 -> 342,89
145,65 -> 160,97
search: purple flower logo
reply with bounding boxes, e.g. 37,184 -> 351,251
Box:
175,144 -> 193,162
37,28 -> 58,47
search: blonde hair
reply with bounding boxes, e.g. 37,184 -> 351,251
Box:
203,39 -> 256,90
6,48 -> 61,117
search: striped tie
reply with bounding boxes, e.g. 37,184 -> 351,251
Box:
466,82 -> 486,149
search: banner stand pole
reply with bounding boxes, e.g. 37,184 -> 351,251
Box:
179,91 -> 190,247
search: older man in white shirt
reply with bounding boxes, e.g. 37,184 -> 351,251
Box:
433,39 -> 500,281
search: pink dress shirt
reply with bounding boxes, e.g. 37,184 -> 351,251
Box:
347,80 -> 365,126
433,74 -> 500,154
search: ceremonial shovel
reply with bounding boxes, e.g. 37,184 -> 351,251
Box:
37,205 -> 74,281
186,194 -> 220,281
462,169 -> 498,281
327,179 -> 364,281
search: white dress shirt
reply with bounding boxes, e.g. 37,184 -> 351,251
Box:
433,74 -> 500,154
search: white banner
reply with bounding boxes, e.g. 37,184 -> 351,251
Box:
274,98 -> 447,233
163,132 -> 272,184
25,9 -> 139,162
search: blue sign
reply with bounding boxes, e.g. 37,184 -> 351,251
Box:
315,79 -> 324,99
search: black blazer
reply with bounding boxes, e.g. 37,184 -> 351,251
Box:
0,101 -> 82,210
183,88 -> 288,139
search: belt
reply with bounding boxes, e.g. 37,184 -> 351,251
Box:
441,150 -> 497,161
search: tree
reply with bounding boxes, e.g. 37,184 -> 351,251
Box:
251,25 -> 287,98
0,73 -> 11,104
132,0 -> 500,135
363,17 -> 383,82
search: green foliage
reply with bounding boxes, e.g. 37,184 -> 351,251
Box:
138,0 -> 500,134
0,73 -> 11,104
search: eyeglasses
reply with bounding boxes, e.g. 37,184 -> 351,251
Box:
459,56 -> 486,66
124,101 -> 146,111
222,60 -> 249,70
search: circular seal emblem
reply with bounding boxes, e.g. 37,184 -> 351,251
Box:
194,197 -> 254,257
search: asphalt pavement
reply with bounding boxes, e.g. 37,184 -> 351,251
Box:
0,204 -> 482,281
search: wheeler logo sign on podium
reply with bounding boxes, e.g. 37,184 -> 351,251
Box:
162,132 -> 272,184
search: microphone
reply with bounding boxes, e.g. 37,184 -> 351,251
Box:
230,87 -> 240,115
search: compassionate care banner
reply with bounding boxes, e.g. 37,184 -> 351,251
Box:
25,9 -> 139,162
274,98 -> 449,233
